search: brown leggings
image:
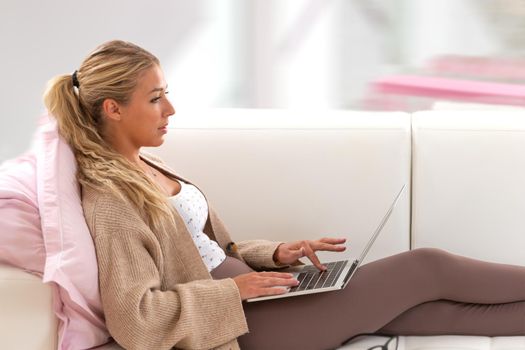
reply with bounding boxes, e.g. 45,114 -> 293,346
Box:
210,248 -> 525,350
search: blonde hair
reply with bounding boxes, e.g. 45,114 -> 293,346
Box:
43,40 -> 172,228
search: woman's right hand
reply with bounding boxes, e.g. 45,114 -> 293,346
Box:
233,271 -> 299,300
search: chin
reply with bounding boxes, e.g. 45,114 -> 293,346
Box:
152,138 -> 165,147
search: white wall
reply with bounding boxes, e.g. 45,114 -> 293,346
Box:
5,1 -> 510,162
0,0 -> 398,162
400,0 -> 502,67
0,0 -> 207,161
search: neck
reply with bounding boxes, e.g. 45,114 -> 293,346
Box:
112,142 -> 141,166
103,131 -> 142,166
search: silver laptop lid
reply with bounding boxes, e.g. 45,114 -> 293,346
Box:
357,184 -> 406,263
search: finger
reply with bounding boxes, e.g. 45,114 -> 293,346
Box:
291,247 -> 305,260
260,277 -> 299,288
259,271 -> 295,278
262,286 -> 289,296
319,237 -> 347,245
302,245 -> 325,271
311,242 -> 347,252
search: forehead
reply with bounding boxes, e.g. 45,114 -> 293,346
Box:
135,65 -> 166,94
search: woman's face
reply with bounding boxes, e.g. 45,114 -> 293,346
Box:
115,64 -> 175,149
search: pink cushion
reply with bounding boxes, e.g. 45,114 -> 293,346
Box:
0,153 -> 48,276
0,114 -> 109,349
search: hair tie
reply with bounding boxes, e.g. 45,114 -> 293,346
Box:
71,70 -> 80,88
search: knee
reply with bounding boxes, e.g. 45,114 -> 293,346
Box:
410,247 -> 451,270
412,247 -> 448,256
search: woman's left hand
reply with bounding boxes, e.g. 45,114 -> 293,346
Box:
273,237 -> 347,271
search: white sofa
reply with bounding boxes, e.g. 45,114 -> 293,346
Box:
1,109 -> 525,350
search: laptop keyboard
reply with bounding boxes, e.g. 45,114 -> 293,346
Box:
289,260 -> 349,292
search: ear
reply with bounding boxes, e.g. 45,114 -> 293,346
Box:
101,98 -> 123,121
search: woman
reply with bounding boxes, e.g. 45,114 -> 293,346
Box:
43,40 -> 525,350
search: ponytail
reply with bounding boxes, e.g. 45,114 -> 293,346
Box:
44,73 -> 106,151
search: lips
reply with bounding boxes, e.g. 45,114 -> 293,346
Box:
158,124 -> 168,134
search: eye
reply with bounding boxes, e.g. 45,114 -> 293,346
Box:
150,90 -> 169,103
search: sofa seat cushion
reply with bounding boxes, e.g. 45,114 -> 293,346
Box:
92,336 -> 525,350
341,335 -> 525,350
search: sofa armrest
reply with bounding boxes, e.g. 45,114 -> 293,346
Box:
0,264 -> 58,350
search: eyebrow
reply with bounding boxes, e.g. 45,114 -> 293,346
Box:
148,85 -> 168,94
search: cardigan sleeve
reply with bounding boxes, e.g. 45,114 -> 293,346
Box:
237,239 -> 284,270
85,195 -> 247,350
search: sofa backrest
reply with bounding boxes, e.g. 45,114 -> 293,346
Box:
149,109 -> 412,263
412,111 -> 525,265
5,108 -> 525,350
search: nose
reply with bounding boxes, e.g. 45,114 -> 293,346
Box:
164,98 -> 176,118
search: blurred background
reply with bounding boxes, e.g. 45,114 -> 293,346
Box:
1,0 -> 525,162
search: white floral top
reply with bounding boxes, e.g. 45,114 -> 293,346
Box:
169,181 -> 226,271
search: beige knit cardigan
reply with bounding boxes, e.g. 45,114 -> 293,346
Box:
82,153 -> 282,350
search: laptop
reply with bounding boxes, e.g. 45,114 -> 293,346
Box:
247,184 -> 406,302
